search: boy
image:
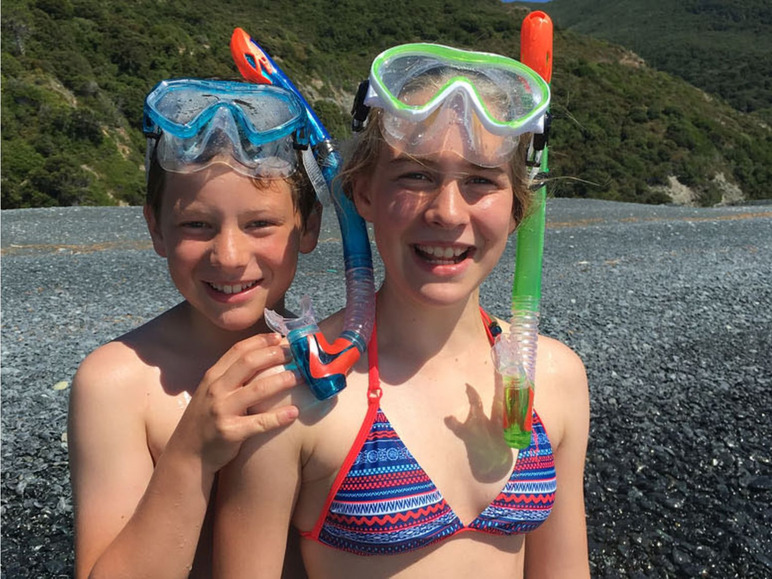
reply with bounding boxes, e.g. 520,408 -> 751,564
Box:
68,79 -> 320,578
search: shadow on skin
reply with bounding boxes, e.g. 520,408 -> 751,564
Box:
292,389 -> 337,425
445,382 -> 513,484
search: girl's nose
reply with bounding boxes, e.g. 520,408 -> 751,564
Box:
424,179 -> 468,229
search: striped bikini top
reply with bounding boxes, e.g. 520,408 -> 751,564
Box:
301,311 -> 556,556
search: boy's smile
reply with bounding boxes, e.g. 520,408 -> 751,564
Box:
146,165 -> 318,333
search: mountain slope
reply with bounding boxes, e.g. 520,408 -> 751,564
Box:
544,0 -> 772,116
2,0 -> 770,208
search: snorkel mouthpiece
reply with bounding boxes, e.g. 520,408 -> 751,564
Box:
264,297 -> 362,400
231,28 -> 375,401
290,330 -> 363,400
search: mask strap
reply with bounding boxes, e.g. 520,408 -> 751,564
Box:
144,136 -> 160,185
301,147 -> 331,206
526,111 -> 551,182
351,80 -> 371,132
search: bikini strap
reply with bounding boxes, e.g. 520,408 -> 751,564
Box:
367,323 -> 383,404
479,307 -> 502,346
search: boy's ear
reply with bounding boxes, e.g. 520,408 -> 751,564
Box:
143,204 -> 167,258
299,201 -> 322,254
351,175 -> 375,223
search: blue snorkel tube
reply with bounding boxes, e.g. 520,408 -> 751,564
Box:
230,28 -> 375,400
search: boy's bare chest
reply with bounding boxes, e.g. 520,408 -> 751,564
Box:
144,390 -> 191,462
138,350 -> 213,461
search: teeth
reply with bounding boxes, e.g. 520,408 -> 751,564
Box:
417,245 -> 467,259
209,281 -> 257,294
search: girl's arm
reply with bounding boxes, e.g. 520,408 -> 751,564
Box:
69,333 -> 300,579
524,338 -> 591,578
213,413 -> 304,579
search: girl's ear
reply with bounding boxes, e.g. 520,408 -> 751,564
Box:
352,175 -> 375,223
143,204 -> 167,258
508,212 -> 518,235
299,201 -> 322,254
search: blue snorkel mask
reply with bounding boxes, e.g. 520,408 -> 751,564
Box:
143,79 -> 312,179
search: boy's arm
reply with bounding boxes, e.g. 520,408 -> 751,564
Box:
69,334 -> 300,579
524,338 -> 591,578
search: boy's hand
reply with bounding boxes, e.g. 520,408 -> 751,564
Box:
168,333 -> 301,474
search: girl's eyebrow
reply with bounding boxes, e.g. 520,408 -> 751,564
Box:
389,153 -> 508,178
388,154 -> 429,167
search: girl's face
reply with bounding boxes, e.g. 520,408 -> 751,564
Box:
353,136 -> 517,309
146,166 -> 319,333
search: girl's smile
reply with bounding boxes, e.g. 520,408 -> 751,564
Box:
354,140 -> 516,308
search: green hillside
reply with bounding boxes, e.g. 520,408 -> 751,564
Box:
2,0 -> 770,209
544,0 -> 772,116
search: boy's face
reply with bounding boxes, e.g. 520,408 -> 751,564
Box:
145,166 -> 319,333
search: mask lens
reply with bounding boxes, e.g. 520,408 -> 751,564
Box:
368,44 -> 549,166
151,88 -> 221,130
381,96 -> 517,168
144,79 -> 307,178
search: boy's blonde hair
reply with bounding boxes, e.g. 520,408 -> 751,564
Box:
146,147 -> 318,228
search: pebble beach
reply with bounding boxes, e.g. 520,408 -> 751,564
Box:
2,199 -> 770,578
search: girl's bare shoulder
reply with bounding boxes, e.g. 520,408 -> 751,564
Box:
537,335 -> 587,379
532,335 -> 589,450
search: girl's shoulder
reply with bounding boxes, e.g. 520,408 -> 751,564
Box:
532,334 -> 590,452
536,334 -> 587,382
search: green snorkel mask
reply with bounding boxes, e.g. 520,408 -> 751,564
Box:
353,43 -> 550,168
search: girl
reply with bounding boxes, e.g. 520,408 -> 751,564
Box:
215,44 -> 590,578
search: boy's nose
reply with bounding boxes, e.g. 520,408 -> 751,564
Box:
424,180 -> 468,229
211,228 -> 250,268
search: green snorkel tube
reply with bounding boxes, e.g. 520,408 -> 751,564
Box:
493,11 -> 554,449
